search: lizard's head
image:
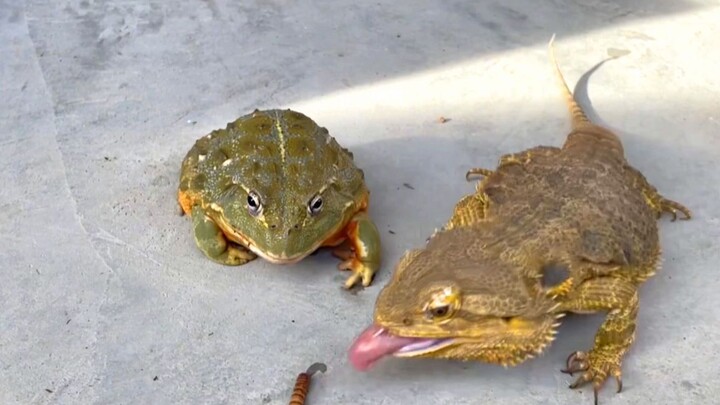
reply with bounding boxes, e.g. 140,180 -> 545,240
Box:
348,227 -> 561,370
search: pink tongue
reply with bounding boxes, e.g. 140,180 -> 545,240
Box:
348,324 -> 428,371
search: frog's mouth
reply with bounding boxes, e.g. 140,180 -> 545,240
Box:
215,217 -> 332,265
228,232 -> 316,264
246,243 -> 310,264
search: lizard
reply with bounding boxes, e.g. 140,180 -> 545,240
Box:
348,35 -> 691,404
178,109 -> 381,289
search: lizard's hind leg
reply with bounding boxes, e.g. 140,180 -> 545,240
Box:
626,166 -> 691,221
642,190 -> 691,221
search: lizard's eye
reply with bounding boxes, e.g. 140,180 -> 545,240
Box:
424,286 -> 461,321
247,191 -> 263,216
428,304 -> 451,319
308,194 -> 323,216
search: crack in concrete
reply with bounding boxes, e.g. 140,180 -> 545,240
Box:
22,3 -> 115,400
91,225 -> 162,266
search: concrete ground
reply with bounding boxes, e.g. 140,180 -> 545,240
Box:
2,1 -> 719,404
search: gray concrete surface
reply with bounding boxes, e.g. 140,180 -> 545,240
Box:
2,0 -> 719,404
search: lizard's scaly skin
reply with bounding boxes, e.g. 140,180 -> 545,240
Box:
354,35 -> 691,405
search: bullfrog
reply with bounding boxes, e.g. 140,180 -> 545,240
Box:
177,109 -> 381,289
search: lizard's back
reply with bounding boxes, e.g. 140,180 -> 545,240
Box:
461,36 -> 669,279
478,144 -> 660,278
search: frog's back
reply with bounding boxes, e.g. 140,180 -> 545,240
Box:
178,109 -> 365,213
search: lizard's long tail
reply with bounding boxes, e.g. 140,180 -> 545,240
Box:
548,34 -> 625,157
548,34 -> 591,131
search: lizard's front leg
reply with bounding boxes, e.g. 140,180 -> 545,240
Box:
335,211 -> 381,289
441,167 -> 495,231
557,276 -> 639,405
191,206 -> 257,265
444,192 -> 490,230
498,146 -> 562,168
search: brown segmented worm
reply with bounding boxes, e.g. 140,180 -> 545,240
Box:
288,362 -> 327,405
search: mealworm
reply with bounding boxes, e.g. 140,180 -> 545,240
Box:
288,362 -> 327,405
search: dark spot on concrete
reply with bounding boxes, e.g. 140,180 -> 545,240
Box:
681,380 -> 696,390
403,183 -> 414,190
153,376 -> 159,381
45,389 -> 53,393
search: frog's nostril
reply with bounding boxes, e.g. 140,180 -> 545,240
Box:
287,224 -> 301,235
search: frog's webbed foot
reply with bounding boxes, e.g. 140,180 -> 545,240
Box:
333,244 -> 373,287
338,256 -> 376,289
335,212 -> 381,289
332,241 -> 375,289
191,206 -> 257,265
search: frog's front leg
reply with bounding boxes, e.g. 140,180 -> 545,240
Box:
334,211 -> 381,289
191,206 -> 257,265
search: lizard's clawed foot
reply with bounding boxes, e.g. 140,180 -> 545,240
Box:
465,168 -> 493,182
656,198 -> 691,221
561,350 -> 623,405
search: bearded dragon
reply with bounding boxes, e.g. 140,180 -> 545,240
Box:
348,35 -> 691,404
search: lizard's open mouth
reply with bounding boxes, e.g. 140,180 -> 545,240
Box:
348,324 -> 453,371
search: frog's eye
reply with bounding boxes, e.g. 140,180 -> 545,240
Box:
308,194 -> 323,216
247,191 -> 263,216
